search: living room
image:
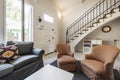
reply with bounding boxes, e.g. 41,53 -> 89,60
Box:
0,0 -> 120,80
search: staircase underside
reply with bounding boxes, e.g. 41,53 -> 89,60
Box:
69,8 -> 120,49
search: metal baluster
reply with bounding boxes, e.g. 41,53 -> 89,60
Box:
106,0 -> 108,13
103,0 -> 105,17
85,14 -> 87,33
96,5 -> 98,26
66,28 -> 68,43
87,12 -> 89,28
90,10 -> 92,27
114,0 -> 116,7
78,21 -> 80,35
80,20 -> 82,34
79,20 -> 81,34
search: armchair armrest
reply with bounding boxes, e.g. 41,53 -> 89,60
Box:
57,53 -> 61,58
104,61 -> 113,72
104,61 -> 114,78
32,48 -> 45,59
85,53 -> 94,59
68,52 -> 74,57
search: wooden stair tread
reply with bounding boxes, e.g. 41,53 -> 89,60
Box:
103,15 -> 108,18
92,22 -> 97,25
74,35 -> 79,37
87,26 -> 94,28
78,32 -> 84,34
70,38 -> 74,40
82,29 -> 89,31
95,20 -> 100,23
98,18 -> 104,21
110,9 -> 116,13
67,40 -> 70,43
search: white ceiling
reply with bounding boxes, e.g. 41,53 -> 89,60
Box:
53,0 -> 84,11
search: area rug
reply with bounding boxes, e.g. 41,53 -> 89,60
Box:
50,60 -> 120,80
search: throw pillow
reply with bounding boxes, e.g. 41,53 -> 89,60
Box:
0,44 -> 19,63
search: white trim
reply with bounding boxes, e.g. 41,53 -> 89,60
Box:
3,0 -> 6,43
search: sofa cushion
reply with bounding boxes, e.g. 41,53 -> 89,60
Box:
17,42 -> 33,55
7,41 -> 34,55
9,55 -> 38,70
0,63 -> 14,77
0,44 -> 19,63
81,59 -> 104,76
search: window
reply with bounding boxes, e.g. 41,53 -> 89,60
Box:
6,0 -> 22,41
44,14 -> 54,23
5,0 -> 33,41
24,3 -> 33,41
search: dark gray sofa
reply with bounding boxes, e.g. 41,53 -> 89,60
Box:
0,41 -> 45,80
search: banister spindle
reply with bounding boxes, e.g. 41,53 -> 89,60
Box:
80,20 -> 82,34
93,8 -> 94,21
106,0 -> 108,13
114,0 -> 116,7
78,21 -> 80,33
87,12 -> 88,25
96,6 -> 98,25
99,2 -> 101,17
103,0 -> 104,17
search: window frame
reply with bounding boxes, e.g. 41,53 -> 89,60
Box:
4,0 -> 33,42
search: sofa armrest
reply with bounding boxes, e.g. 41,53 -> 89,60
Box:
32,48 -> 45,59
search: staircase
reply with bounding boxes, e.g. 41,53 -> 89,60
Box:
66,0 -> 120,50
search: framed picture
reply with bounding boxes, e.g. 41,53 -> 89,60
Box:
102,26 -> 111,33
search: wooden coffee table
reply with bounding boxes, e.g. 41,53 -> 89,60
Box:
24,64 -> 74,80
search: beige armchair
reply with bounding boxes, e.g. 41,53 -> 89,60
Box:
56,43 -> 76,71
81,45 -> 120,80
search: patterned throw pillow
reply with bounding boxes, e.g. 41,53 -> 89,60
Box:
0,44 -> 19,63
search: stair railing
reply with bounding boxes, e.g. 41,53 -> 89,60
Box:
66,0 -> 120,43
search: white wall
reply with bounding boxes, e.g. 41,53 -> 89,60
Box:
61,0 -> 99,42
26,0 -> 62,54
0,0 -> 4,42
76,18 -> 120,52
0,0 -> 62,54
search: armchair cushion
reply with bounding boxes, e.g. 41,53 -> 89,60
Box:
81,59 -> 104,76
56,43 -> 71,57
91,45 -> 119,63
58,55 -> 76,64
